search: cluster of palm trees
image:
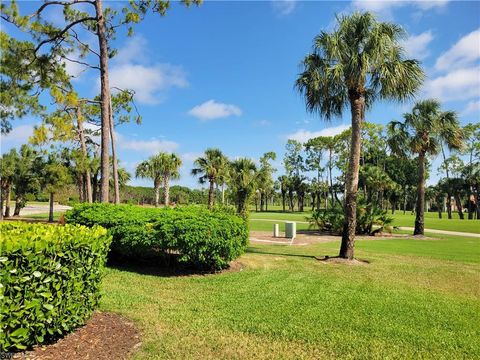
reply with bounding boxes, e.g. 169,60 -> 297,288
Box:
135,148 -> 276,216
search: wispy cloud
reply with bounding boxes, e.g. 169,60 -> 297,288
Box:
0,124 -> 34,154
188,100 -> 242,121
400,30 -> 434,60
424,29 -> 480,103
116,133 -> 179,155
271,0 -> 297,16
286,124 -> 350,143
461,99 -> 480,116
435,28 -> 480,71
107,35 -> 189,104
351,0 -> 449,18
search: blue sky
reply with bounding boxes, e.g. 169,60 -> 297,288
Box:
1,0 -> 479,188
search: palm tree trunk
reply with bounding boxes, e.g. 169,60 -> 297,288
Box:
281,191 -> 286,212
414,151 -> 426,235
49,192 -> 54,223
221,183 -> 225,205
164,176 -> 170,206
13,195 -> 22,216
446,193 -> 452,219
454,193 -> 464,220
109,100 -> 120,204
4,184 -> 11,217
95,0 -> 111,203
0,185 -> 3,221
208,180 -> 214,209
154,182 -> 160,207
77,107 -> 93,203
339,94 -> 363,260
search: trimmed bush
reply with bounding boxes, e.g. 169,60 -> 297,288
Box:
65,203 -> 249,270
0,222 -> 112,351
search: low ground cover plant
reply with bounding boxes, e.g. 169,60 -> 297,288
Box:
0,222 -> 111,351
307,202 -> 394,235
65,203 -> 249,270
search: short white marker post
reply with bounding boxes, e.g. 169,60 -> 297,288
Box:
273,224 -> 279,238
285,221 -> 296,242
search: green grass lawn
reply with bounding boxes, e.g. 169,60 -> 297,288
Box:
249,209 -> 480,234
100,233 -> 480,359
21,212 -> 63,221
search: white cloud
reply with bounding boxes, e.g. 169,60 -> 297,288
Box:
1,124 -> 34,150
271,0 -> 297,16
115,36 -> 148,64
188,100 -> 242,121
116,133 -> 179,155
461,99 -> 480,116
109,63 -> 188,104
182,152 -> 203,163
256,120 -> 271,126
400,30 -> 433,60
351,0 -> 448,18
287,124 -> 350,143
424,67 -> 480,102
435,29 -> 480,71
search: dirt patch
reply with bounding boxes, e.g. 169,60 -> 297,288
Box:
14,312 -> 141,360
315,256 -> 370,265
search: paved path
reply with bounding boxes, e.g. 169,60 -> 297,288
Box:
250,218 -> 480,238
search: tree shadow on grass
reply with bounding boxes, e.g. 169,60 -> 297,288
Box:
106,256 -> 237,278
246,247 -> 317,259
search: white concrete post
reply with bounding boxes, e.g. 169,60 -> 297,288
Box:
273,224 -> 279,237
285,222 -> 296,239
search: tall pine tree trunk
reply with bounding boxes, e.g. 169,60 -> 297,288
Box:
109,100 -> 120,204
95,0 -> 111,203
414,151 -> 426,235
77,107 -> 93,203
339,93 -> 364,260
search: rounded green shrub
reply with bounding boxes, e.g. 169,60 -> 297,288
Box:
65,203 -> 249,271
0,222 -> 112,351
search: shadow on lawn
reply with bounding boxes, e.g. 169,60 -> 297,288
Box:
106,256 -> 234,278
246,247 -> 317,259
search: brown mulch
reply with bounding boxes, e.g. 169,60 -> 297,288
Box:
14,312 -> 141,360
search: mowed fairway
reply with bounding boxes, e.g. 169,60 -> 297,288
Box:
249,207 -> 480,234
100,233 -> 480,359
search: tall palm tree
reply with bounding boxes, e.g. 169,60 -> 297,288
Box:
295,12 -> 424,259
136,152 -> 182,207
388,99 -> 463,235
191,148 -> 227,209
228,158 -> 258,216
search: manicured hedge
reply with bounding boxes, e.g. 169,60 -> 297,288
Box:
65,203 -> 249,270
0,222 -> 112,351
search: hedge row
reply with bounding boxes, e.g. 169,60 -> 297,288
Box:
0,222 -> 112,351
64,203 -> 249,270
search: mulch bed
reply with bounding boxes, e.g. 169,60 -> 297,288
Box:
13,312 -> 141,360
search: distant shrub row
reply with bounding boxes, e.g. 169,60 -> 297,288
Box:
0,222 -> 111,351
65,203 -> 249,271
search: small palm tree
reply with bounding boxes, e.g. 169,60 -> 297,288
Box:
295,12 -> 424,259
191,148 -> 227,209
388,99 -> 463,235
136,152 -> 182,207
228,158 -> 258,216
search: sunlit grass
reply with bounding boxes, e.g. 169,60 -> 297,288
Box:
100,233 -> 480,359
